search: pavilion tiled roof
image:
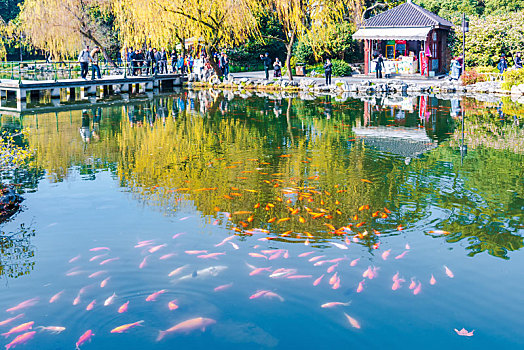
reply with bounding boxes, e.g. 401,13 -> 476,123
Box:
363,1 -> 454,28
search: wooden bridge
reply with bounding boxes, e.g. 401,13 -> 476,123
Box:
0,73 -> 186,112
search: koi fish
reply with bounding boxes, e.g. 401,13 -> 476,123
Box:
298,251 -> 315,258
327,263 -> 338,274
110,320 -> 144,333
430,275 -> 436,285
86,300 -> 96,311
329,272 -> 338,285
89,254 -> 107,262
263,291 -> 284,301
146,290 -> 167,302
5,331 -> 35,350
139,256 -> 148,269
36,326 -> 65,334
159,253 -> 176,260
309,255 -> 325,262
104,293 -> 117,306
185,250 -> 208,255
214,283 -> 233,292
168,300 -> 179,310
90,247 -> 110,252
444,266 -> 454,278
413,282 -> 422,295
2,321 -> 34,338
178,266 -> 228,281
69,255 -> 81,263
75,330 -> 94,349
321,301 -> 351,308
118,301 -> 129,314
409,279 -> 416,290
287,275 -> 312,279
49,291 -> 64,304
88,271 -> 107,279
100,256 -> 119,265
229,242 -> 239,250
171,233 -> 186,239
157,317 -> 216,341
149,244 -> 167,254
344,313 -> 361,329
6,298 -> 38,313
313,274 -> 324,286
356,280 -> 364,293
394,251 -> 408,260
168,265 -> 187,278
135,240 -> 154,248
249,290 -> 269,299
100,277 -> 110,288
428,230 -> 450,235
330,242 -> 348,250
249,267 -> 272,276
392,279 -> 405,291
215,236 -> 235,247
381,249 -> 391,260
454,328 -> 474,336
197,252 -> 226,259
248,253 -> 267,259
350,258 -> 360,267
0,314 -> 24,327
269,268 -> 296,278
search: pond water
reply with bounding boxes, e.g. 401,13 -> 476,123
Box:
0,91 -> 523,349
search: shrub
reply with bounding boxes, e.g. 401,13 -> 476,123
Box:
331,59 -> 352,77
461,69 -> 486,85
476,66 -> 498,73
502,68 -> 524,90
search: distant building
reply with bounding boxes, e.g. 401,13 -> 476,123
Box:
353,1 -> 453,76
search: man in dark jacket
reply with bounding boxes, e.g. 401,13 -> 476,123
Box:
514,52 -> 523,69
145,48 -> 154,75
375,54 -> 385,79
324,58 -> 332,85
160,48 -> 168,74
260,53 -> 271,79
497,54 -> 508,74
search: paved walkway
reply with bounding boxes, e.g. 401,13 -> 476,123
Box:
231,70 -> 447,86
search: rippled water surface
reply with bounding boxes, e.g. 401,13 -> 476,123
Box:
0,92 -> 523,349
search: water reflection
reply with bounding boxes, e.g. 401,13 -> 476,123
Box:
0,92 -> 523,260
0,224 -> 35,279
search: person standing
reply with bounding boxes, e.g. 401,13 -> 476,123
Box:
260,53 -> 271,80
324,58 -> 332,86
515,52 -> 523,69
171,50 -> 178,73
220,53 -> 229,77
376,54 -> 385,79
160,48 -> 168,74
497,54 -> 508,74
145,47 -> 154,75
78,45 -> 90,79
450,57 -> 461,80
177,55 -> 185,74
273,58 -> 282,78
90,46 -> 101,80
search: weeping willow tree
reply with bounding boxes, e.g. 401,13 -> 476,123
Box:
262,0 -> 364,80
18,0 -> 116,64
112,0 -> 259,76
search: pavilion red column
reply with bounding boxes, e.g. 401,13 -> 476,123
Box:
364,40 -> 370,75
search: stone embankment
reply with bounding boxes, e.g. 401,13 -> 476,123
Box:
188,73 -> 524,103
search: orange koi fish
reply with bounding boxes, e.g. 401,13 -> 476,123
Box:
356,280 -> 364,293
413,282 -> 422,295
185,250 -> 207,255
149,244 -> 167,254
139,256 -> 148,269
69,255 -> 81,263
5,331 -> 35,350
103,293 -> 117,306
110,320 -> 144,333
395,251 -> 408,260
248,253 -> 267,259
88,271 -> 107,279
381,249 -> 391,260
430,275 -> 436,285
118,301 -> 129,314
360,179 -> 372,184
100,277 -> 110,288
2,321 -> 34,338
89,254 -> 107,262
146,290 -> 167,302
298,251 -> 315,258
350,258 -> 360,267
90,247 -> 110,252
86,300 -> 96,311
197,252 -> 226,259
358,205 -> 370,211
75,330 -> 94,349
49,291 -> 64,304
249,267 -> 272,276
100,257 -> 119,265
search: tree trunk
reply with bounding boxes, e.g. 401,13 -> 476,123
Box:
86,34 -> 117,68
285,32 -> 295,81
205,44 -> 223,77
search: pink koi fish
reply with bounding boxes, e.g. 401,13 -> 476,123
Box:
88,271 -> 107,279
157,317 -> 215,341
185,250 -> 208,255
75,330 -> 94,349
172,232 -> 186,239
100,258 -> 119,265
430,275 -> 436,285
149,244 -> 167,254
49,291 -> 64,304
454,328 -> 474,336
298,251 -> 315,258
89,247 -> 110,252
214,283 -> 233,292
86,300 -> 96,311
321,301 -> 351,308
395,251 -> 408,259
100,277 -> 110,288
215,236 -> 235,247
344,313 -> 361,329
356,280 -> 364,293
2,321 -> 34,338
168,300 -> 179,310
0,314 -> 24,327
249,267 -> 272,276
89,254 -> 107,262
139,256 -> 148,269
69,255 -> 81,263
6,298 -> 38,313
5,331 -> 35,350
444,265 -> 454,278
381,249 -> 391,260
313,274 -> 324,286
350,258 -> 360,267
197,252 -> 226,259
413,282 -> 422,295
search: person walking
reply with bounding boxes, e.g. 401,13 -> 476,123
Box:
171,50 -> 178,73
90,46 -> 101,80
78,45 -> 90,79
497,54 -> 508,74
375,54 -> 385,79
324,58 -> 332,86
160,48 -> 168,74
514,52 -> 523,69
260,53 -> 271,80
273,58 -> 282,78
450,57 -> 461,80
220,53 -> 229,77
